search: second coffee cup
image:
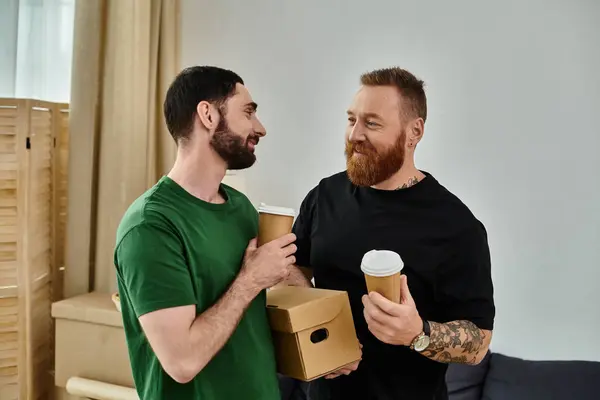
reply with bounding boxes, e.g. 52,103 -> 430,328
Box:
360,250 -> 403,303
257,203 -> 296,246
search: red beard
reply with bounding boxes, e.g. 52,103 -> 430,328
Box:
345,131 -> 406,187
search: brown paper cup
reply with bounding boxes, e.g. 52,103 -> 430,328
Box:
364,273 -> 402,303
361,250 -> 404,303
257,204 -> 296,246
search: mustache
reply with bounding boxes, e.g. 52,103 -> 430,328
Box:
247,133 -> 260,145
346,140 -> 376,155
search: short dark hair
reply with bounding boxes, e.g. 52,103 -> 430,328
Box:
163,66 -> 244,142
360,67 -> 427,122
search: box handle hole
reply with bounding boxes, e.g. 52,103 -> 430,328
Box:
310,328 -> 329,344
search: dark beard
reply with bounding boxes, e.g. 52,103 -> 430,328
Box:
345,131 -> 406,186
210,116 -> 258,170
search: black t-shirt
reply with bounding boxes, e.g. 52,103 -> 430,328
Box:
292,171 -> 495,400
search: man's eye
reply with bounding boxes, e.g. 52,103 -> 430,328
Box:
348,117 -> 356,124
366,121 -> 378,127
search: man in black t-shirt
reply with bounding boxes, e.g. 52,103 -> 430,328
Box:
286,68 -> 495,400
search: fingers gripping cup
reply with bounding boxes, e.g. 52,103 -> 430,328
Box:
257,203 -> 296,246
360,250 -> 403,303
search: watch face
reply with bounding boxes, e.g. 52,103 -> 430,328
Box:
414,335 -> 430,352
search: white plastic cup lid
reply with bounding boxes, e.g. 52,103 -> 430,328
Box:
360,250 -> 403,277
257,203 -> 296,217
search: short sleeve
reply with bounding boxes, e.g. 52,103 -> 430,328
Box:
292,186 -> 318,268
115,223 -> 196,318
436,222 -> 495,330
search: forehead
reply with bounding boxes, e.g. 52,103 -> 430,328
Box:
227,83 -> 253,106
348,85 -> 401,117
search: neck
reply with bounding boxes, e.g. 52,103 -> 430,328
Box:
372,158 -> 425,191
168,142 -> 227,203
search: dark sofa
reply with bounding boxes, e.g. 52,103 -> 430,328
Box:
446,351 -> 600,400
280,352 -> 600,400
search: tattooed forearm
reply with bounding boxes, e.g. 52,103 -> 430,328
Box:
419,320 -> 491,365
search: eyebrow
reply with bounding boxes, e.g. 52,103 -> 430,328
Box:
346,110 -> 383,120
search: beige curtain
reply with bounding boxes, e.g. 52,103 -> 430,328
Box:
64,0 -> 180,297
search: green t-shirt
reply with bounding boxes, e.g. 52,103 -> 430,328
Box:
114,176 -> 280,400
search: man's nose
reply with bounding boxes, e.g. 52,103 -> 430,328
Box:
348,124 -> 364,142
254,118 -> 266,137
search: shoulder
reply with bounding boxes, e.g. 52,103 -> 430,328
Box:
318,170 -> 352,191
116,183 -> 180,248
427,175 -> 485,233
301,171 -> 352,206
426,174 -> 487,237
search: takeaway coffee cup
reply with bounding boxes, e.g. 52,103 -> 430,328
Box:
360,250 -> 403,303
257,203 -> 296,247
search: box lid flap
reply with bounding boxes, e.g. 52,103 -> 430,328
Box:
266,286 -> 347,333
51,292 -> 123,327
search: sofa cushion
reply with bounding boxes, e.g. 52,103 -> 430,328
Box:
446,351 -> 491,400
482,353 -> 600,400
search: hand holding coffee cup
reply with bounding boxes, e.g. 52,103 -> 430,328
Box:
241,233 -> 297,292
360,250 -> 403,303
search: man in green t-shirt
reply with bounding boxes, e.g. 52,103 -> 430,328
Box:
114,66 -> 308,399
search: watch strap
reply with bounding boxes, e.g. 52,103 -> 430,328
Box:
423,319 -> 430,336
409,319 -> 430,351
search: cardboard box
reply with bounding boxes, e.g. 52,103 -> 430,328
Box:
266,286 -> 362,381
51,292 -> 135,389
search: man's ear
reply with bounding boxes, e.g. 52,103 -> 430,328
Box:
407,117 -> 425,148
196,101 -> 220,132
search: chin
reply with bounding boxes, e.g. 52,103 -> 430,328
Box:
227,158 -> 256,171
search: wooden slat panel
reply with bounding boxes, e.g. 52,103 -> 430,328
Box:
0,208 -> 16,217
32,253 -> 51,284
0,297 -> 17,335
0,349 -> 17,368
0,112 -> 15,125
0,242 -> 16,261
0,100 -> 69,398
0,189 -> 17,209
15,99 -> 31,400
0,165 -> 17,175
0,236 -> 17,245
0,143 -> 16,154
31,111 -> 51,131
0,129 -> 16,137
0,364 -> 18,381
0,107 -> 17,118
0,375 -> 18,389
0,155 -> 16,163
0,171 -> 17,181
0,226 -> 16,235
0,382 -> 18,400
0,101 -> 21,397
0,260 -> 17,288
0,135 -> 16,157
30,283 -> 50,400
0,118 -> 16,129
26,103 -> 54,400
56,109 -> 69,277
0,181 -> 16,191
0,316 -> 17,334
0,298 -> 17,315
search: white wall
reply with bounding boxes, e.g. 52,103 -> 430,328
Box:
181,0 -> 600,361
0,0 -> 19,97
0,0 -> 75,102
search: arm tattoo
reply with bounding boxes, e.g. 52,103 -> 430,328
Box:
420,320 -> 488,365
